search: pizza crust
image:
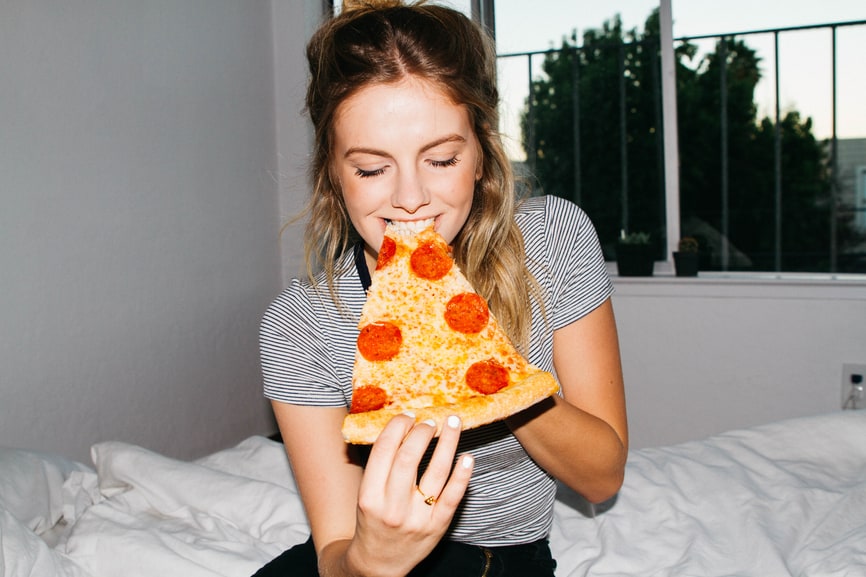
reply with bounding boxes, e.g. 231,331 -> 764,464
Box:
342,370 -> 559,444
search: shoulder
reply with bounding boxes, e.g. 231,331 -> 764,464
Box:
515,195 -> 597,253
516,198 -> 612,331
516,194 -> 590,231
262,251 -> 363,333
262,277 -> 317,326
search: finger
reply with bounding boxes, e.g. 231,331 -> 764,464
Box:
361,412 -> 417,492
385,419 -> 437,491
432,453 -> 474,515
417,415 -> 462,493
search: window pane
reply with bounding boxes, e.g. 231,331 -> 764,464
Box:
494,1 -> 866,273
675,24 -> 866,273
495,1 -> 665,261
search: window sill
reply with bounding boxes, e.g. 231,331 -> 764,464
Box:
607,263 -> 866,300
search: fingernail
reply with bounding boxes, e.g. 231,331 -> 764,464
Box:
421,419 -> 436,427
461,455 -> 473,469
402,411 -> 416,419
447,415 -> 460,429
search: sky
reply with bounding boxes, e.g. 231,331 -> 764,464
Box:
446,0 -> 866,155
491,0 -> 865,49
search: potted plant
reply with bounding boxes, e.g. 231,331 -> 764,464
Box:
616,231 -> 654,277
673,236 -> 700,277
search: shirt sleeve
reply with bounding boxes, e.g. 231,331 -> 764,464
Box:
259,280 -> 347,407
543,195 -> 614,330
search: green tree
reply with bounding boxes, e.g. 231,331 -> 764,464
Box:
521,14 -> 665,258
521,11 -> 848,272
677,37 -> 836,271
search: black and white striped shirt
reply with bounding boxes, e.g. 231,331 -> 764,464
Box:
260,194 -> 613,546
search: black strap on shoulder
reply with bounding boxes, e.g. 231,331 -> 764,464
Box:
353,241 -> 372,292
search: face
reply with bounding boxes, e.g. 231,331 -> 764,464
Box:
331,77 -> 482,267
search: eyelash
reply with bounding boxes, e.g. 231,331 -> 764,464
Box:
354,157 -> 460,179
431,157 -> 460,168
355,167 -> 385,179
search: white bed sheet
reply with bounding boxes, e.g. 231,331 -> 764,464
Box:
551,410 -> 866,576
1,411 -> 864,577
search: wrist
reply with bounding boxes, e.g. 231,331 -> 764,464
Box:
321,539 -> 395,577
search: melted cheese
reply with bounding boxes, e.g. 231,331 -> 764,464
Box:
353,225 -> 534,410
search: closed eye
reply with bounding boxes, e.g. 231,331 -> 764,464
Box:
355,167 -> 386,178
430,157 -> 460,168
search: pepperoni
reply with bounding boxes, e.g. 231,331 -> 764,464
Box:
444,293 -> 489,334
465,359 -> 509,395
349,385 -> 389,414
410,240 -> 452,280
357,322 -> 402,361
376,236 -> 397,270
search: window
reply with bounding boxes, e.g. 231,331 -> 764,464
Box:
493,2 -> 866,274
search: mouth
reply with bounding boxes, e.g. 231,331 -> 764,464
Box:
384,217 -> 437,234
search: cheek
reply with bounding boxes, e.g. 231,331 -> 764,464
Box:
339,175 -> 392,232
337,171 -> 372,208
454,167 -> 480,202
337,179 -> 367,223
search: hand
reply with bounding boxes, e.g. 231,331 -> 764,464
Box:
347,413 -> 474,577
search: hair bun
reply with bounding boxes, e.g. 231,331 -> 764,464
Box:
341,0 -> 403,12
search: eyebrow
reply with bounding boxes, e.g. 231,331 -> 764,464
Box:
343,134 -> 468,159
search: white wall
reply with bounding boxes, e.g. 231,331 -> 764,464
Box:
614,275 -> 866,448
272,0 -> 321,286
0,0 -> 313,464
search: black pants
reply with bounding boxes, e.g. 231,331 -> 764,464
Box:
252,536 -> 557,577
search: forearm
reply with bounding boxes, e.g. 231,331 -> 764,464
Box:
516,300 -> 627,502
508,395 -> 627,503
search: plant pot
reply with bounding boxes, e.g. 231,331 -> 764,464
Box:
616,243 -> 654,277
673,251 -> 699,277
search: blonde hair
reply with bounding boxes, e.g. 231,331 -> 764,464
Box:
302,1 -> 537,348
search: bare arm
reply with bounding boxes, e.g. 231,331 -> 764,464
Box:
272,402 -> 474,577
507,298 -> 628,503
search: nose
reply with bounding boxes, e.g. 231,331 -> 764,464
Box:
391,169 -> 430,214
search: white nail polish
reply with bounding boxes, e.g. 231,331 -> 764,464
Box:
422,419 -> 436,427
461,455 -> 473,469
447,415 -> 460,428
402,411 -> 416,419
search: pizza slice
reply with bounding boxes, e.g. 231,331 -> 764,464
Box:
341,219 -> 559,444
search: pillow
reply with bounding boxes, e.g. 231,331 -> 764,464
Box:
0,446 -> 94,535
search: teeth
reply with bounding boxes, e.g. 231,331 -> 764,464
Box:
387,218 -> 435,234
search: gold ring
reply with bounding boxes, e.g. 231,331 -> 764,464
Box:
416,485 -> 437,506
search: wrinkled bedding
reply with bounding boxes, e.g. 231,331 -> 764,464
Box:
2,411 -> 865,577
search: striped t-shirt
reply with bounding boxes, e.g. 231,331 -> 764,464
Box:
260,194 -> 613,546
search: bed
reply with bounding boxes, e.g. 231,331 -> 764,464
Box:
2,410 -> 865,577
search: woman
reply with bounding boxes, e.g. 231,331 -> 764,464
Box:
257,2 -> 627,575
